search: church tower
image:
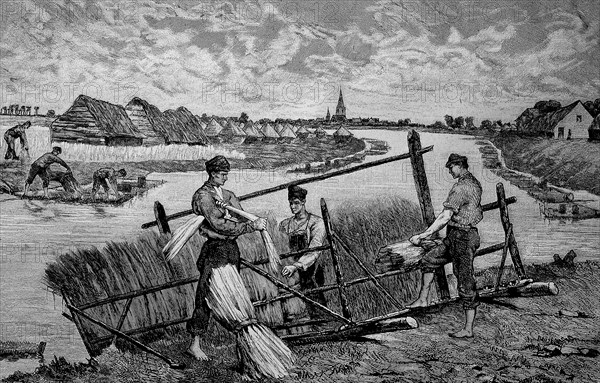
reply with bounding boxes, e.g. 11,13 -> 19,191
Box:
333,88 -> 346,121
326,107 -> 331,122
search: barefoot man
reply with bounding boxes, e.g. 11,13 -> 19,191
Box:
23,146 -> 72,199
407,153 -> 483,338
186,155 -> 267,360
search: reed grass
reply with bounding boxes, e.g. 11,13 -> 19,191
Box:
44,196 -> 431,355
0,127 -> 245,163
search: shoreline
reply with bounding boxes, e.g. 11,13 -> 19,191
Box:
0,137 -> 369,202
476,138 -> 600,219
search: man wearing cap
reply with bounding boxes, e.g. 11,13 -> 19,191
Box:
279,185 -> 328,321
4,121 -> 30,160
23,146 -> 72,199
407,153 -> 483,338
186,155 -> 267,361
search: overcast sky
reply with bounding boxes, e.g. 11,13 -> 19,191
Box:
1,0 -> 598,123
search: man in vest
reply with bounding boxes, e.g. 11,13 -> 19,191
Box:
279,185 -> 327,320
4,121 -> 30,160
407,153 -> 483,338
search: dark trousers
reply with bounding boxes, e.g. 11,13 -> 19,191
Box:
26,164 -> 50,187
422,226 -> 481,310
4,137 -> 17,160
187,238 -> 240,336
299,263 -> 327,319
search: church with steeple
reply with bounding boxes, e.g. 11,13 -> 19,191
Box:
326,88 -> 346,123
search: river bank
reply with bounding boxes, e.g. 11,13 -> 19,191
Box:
487,134 -> 600,196
0,137 -> 366,198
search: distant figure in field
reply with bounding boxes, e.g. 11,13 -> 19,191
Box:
408,153 -> 483,339
4,121 -> 30,160
279,185 -> 328,320
91,168 -> 127,201
23,146 -> 72,199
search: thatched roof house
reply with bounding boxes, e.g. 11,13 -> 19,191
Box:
204,118 -> 224,137
260,123 -> 280,141
274,123 -> 286,135
125,97 -> 166,145
516,101 -> 594,139
161,107 -> 209,145
295,126 -> 310,138
219,120 -> 246,144
314,126 -> 327,137
243,122 -> 263,138
278,125 -> 297,139
52,95 -> 145,146
333,126 -> 353,137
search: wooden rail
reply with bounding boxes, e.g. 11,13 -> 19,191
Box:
141,145 -> 434,230
65,129 -> 529,357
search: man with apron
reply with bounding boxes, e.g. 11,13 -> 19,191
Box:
279,185 -> 327,321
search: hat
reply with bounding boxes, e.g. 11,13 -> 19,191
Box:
445,153 -> 468,168
205,155 -> 230,174
288,185 -> 307,201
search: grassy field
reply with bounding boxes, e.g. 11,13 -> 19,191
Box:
490,134 -> 600,195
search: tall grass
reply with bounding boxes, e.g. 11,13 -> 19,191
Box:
0,126 -> 245,163
44,196 -> 426,355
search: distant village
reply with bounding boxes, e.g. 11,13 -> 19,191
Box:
3,92 -> 600,147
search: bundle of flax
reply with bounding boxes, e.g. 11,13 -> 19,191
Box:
163,216 -> 205,261
207,264 -> 294,379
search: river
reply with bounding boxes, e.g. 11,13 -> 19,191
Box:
1,130 -> 598,376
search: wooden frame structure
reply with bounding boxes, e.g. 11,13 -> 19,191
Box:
63,129 -> 536,361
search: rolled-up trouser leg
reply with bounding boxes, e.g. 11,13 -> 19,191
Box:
421,240 -> 452,273
187,283 -> 211,335
449,227 -> 480,310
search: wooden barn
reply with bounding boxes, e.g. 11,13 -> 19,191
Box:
124,97 -> 166,146
52,95 -> 145,146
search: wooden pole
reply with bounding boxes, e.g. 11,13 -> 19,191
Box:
240,258 -> 353,325
66,303 -> 186,369
141,146 -> 434,229
496,183 -> 526,277
407,129 -> 450,300
333,232 -> 405,311
321,199 -> 352,320
494,224 -> 512,291
61,292 -> 97,357
153,201 -> 171,234
110,297 -> 133,346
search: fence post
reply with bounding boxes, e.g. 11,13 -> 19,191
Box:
61,292 -> 97,357
407,130 -> 450,300
321,198 -> 352,320
154,201 -> 171,234
496,183 -> 526,277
